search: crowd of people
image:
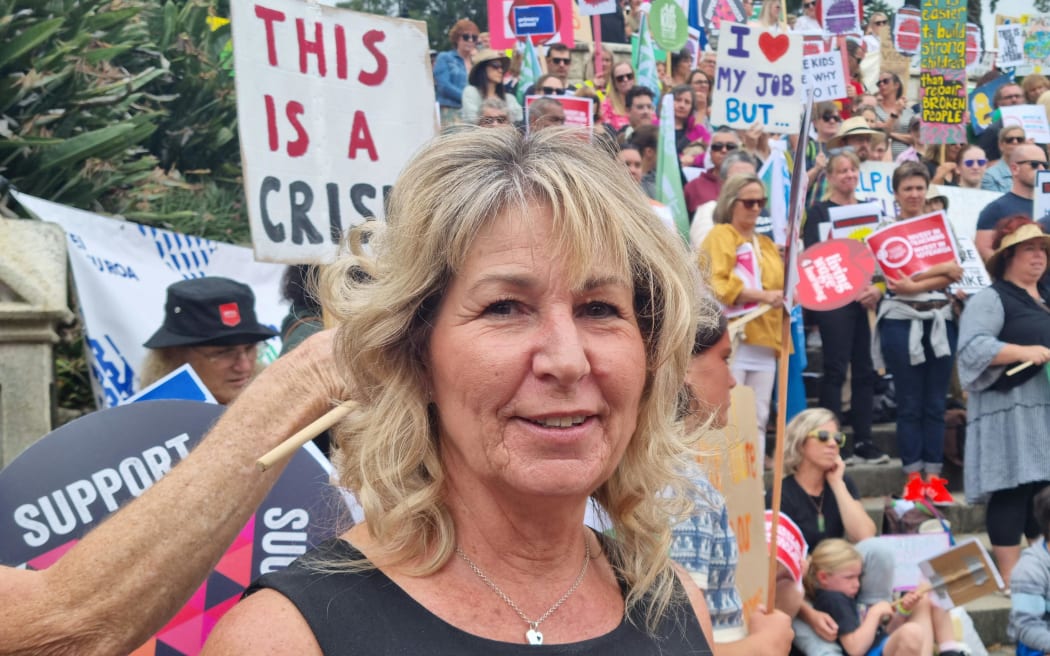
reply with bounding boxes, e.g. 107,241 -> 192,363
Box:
6,7 -> 1050,656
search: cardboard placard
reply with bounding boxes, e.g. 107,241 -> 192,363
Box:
867,532 -> 953,591
894,7 -> 921,56
919,0 -> 967,145
949,236 -> 993,296
711,23 -> 803,134
1023,15 -> 1050,74
801,50 -> 847,102
919,538 -> 1005,608
1000,104 -> 1050,144
231,0 -> 436,263
997,23 -> 1026,69
865,211 -> 960,280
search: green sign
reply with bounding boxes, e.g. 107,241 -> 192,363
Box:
649,0 -> 688,52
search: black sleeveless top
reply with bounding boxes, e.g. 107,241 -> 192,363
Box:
246,537 -> 713,655
989,279 -> 1050,391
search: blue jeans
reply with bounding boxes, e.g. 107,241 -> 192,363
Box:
879,318 -> 958,475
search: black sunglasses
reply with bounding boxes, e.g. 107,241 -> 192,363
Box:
873,19 -> 888,26
807,430 -> 847,448
1017,160 -> 1048,170
550,57 -> 571,66
615,72 -> 635,83
803,1 -> 816,7
822,113 -> 843,123
487,60 -> 504,70
710,142 -> 738,152
876,77 -> 893,86
1003,135 -> 1026,144
461,33 -> 479,42
540,86 -> 566,96
736,197 -> 767,210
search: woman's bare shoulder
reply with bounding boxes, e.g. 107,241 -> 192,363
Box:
201,588 -> 322,656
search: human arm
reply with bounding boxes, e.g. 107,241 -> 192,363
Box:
0,331 -> 345,656
433,51 -> 463,105
931,161 -> 958,185
838,601 -> 893,656
1010,555 -> 1050,652
884,261 -> 962,295
827,463 -> 876,542
715,607 -> 794,656
201,587 -> 323,655
797,602 -> 840,641
974,229 -> 996,261
856,285 -> 883,310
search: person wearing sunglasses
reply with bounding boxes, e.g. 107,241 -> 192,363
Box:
600,61 -> 637,131
475,98 -> 513,129
460,49 -> 522,126
976,82 -> 1027,163
701,173 -> 785,470
684,127 -> 742,213
433,19 -> 480,127
862,12 -> 889,56
976,143 -> 1048,260
767,408 -> 892,656
872,71 -> 914,159
982,125 -> 1028,194
793,0 -> 822,34
544,42 -> 572,87
956,145 -> 988,189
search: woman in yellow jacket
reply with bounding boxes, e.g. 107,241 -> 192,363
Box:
700,173 -> 786,467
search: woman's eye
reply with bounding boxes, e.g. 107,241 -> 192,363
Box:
484,300 -> 516,316
582,301 -> 619,318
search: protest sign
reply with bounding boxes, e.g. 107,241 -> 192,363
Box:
231,0 -> 436,263
868,533 -> 953,591
698,0 -> 745,31
124,364 -> 217,405
489,0 -> 575,48
1001,104 -> 1050,143
997,23 -> 1026,69
13,191 -> 287,409
1024,15 -> 1050,74
764,510 -> 808,583
855,161 -> 896,217
894,7 -> 921,56
524,94 -> 594,132
866,211 -> 961,280
828,200 -> 883,240
650,0 -> 688,51
950,236 -> 993,296
696,386 -> 768,632
0,400 -> 351,655
712,23 -> 803,134
796,239 -> 876,311
821,0 -> 860,36
1034,170 -> 1050,227
965,23 -> 981,68
919,0 -> 966,144
920,538 -> 1005,608
880,25 -> 911,84
577,0 -> 617,17
968,75 -> 1013,134
801,50 -> 847,102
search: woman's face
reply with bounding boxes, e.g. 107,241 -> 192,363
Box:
958,147 -> 988,186
895,175 -> 928,218
828,158 -> 859,197
674,92 -> 693,121
685,331 -> 735,430
731,182 -> 766,233
816,110 -> 842,139
876,73 -> 897,99
457,30 -> 479,57
690,71 -> 711,99
800,420 -> 841,472
1028,80 -> 1050,104
1006,240 -> 1049,284
614,63 -> 635,95
618,148 -> 643,182
871,139 -> 888,161
427,206 -> 647,501
486,59 -> 504,85
860,108 -> 878,127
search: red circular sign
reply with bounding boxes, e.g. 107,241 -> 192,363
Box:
796,239 -> 876,311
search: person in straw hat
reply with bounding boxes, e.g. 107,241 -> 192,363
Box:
957,216 -> 1050,586
460,48 -> 522,125
826,116 -> 880,163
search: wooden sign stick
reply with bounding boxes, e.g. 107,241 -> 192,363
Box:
765,308 -> 792,610
1007,361 -> 1035,376
256,400 -> 358,471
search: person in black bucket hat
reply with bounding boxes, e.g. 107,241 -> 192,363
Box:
139,277 -> 277,404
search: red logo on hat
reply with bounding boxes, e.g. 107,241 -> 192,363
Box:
219,303 -> 242,327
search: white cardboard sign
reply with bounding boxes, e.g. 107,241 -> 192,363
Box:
712,23 -> 803,134
997,23 -> 1026,69
801,50 -> 847,102
232,0 -> 437,263
1000,104 -> 1050,143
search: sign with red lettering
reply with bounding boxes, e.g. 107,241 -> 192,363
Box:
488,0 -> 575,49
232,0 -> 436,263
0,400 -> 351,654
865,211 -> 961,280
796,239 -> 875,311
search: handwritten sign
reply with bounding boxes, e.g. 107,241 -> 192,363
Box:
1024,15 -> 1050,74
950,236 -> 992,296
1000,104 -> 1050,143
920,0 -> 967,144
801,50 -> 847,101
866,211 -> 960,280
232,0 -> 436,263
712,24 -> 803,134
796,239 -> 876,311
997,23 -> 1026,69
894,7 -> 922,56
821,0 -> 860,36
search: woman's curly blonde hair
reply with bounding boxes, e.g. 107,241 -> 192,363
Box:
319,126 -> 713,630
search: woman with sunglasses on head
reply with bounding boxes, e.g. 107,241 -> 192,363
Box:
957,145 -> 989,189
460,49 -> 523,126
601,61 -> 637,132
434,19 -> 479,127
873,71 -> 914,159
768,409 -> 894,656
700,174 -> 785,469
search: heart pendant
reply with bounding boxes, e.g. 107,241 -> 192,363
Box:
526,628 -> 544,645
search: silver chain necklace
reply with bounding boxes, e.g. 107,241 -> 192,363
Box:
455,537 -> 591,646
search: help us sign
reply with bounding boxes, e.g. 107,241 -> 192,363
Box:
712,23 -> 803,134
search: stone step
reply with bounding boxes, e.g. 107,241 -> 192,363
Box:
860,495 -> 987,535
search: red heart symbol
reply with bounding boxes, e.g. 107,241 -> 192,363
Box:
758,32 -> 790,63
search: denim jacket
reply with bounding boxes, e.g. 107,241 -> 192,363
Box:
434,50 -> 468,108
